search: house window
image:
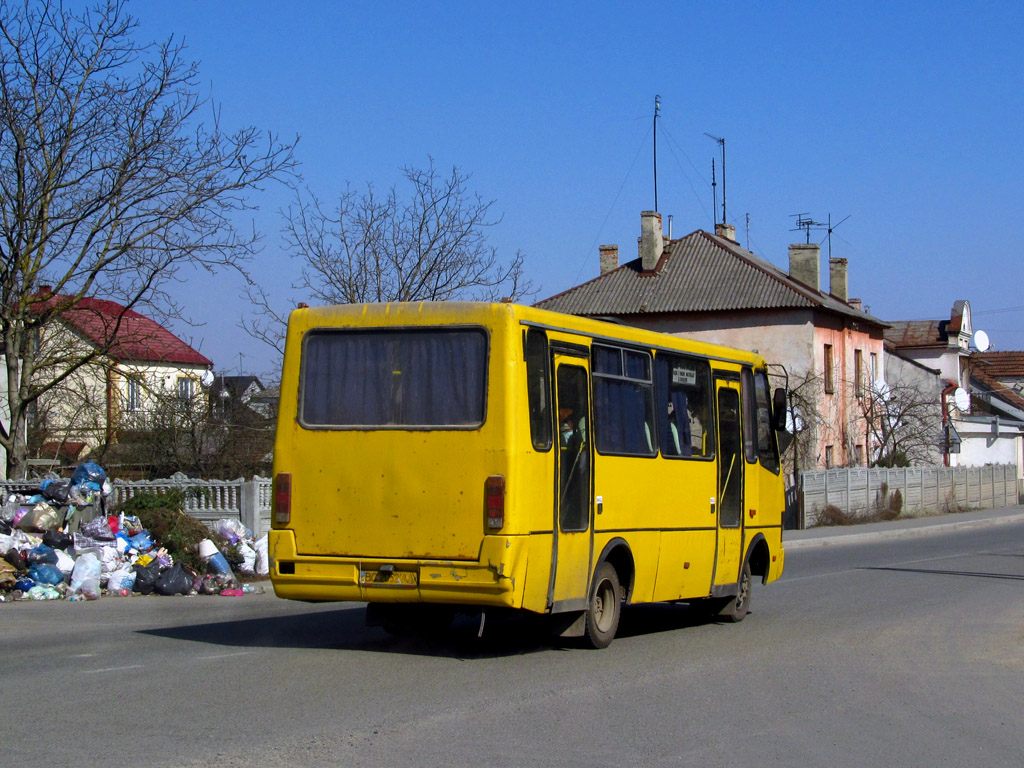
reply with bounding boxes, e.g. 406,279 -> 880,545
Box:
126,379 -> 142,412
824,344 -> 835,394
869,352 -> 878,384
854,349 -> 863,397
825,445 -> 834,469
177,376 -> 196,401
854,444 -> 863,466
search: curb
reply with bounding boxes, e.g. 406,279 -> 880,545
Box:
782,512 -> 1024,551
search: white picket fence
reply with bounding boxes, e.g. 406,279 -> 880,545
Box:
2,473 -> 273,539
800,464 -> 1019,527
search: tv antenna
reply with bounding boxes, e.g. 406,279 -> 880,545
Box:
705,133 -> 726,224
789,213 -> 820,243
820,213 -> 851,259
653,95 -> 661,212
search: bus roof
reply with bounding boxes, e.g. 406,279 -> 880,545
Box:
288,301 -> 770,369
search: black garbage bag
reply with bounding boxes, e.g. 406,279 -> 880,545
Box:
154,563 -> 194,596
42,530 -> 73,551
40,479 -> 72,504
132,560 -> 161,595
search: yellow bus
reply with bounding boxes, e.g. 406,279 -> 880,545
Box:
269,301 -> 787,648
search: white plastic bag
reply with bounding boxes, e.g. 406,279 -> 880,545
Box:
69,552 -> 102,600
107,566 -> 136,593
99,545 -> 123,573
253,534 -> 269,576
55,547 -> 76,575
237,540 -> 256,574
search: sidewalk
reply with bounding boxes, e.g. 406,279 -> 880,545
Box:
783,505 -> 1024,550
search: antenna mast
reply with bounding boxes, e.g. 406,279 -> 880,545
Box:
711,159 -> 717,226
705,133 -> 726,224
653,95 -> 661,212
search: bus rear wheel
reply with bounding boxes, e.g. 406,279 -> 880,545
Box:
584,562 -> 621,649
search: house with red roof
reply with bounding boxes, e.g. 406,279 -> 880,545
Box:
29,291 -> 213,463
885,300 -> 1024,474
536,212 -> 887,472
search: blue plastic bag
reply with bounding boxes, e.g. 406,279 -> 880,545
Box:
28,563 -> 63,585
26,544 -> 58,566
129,531 -> 155,552
71,461 -> 107,487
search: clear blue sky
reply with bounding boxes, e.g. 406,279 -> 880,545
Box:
129,0 -> 1024,377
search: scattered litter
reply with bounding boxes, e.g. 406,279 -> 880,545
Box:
1,461 -> 266,603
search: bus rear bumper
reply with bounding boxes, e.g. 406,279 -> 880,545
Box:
267,530 -> 524,608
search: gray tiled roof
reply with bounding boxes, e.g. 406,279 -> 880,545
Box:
536,229 -> 886,327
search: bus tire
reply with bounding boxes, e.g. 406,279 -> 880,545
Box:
718,561 -> 752,623
584,562 -> 621,649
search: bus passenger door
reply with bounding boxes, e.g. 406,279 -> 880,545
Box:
549,358 -> 593,611
713,380 -> 744,589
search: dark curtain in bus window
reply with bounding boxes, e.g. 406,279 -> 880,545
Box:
525,329 -> 552,450
594,378 -> 655,455
741,368 -> 757,463
301,330 -> 487,427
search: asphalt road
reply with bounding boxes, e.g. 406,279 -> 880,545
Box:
3,517 -> 1023,767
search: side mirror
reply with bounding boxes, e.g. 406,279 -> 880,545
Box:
771,388 -> 788,431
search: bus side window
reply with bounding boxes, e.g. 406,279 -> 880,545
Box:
525,329 -> 552,451
592,345 -> 655,457
655,353 -> 713,459
742,368 -> 757,464
754,370 -> 781,474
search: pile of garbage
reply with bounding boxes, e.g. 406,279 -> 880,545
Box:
0,462 -> 269,602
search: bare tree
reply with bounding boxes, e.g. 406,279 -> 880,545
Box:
0,0 -> 296,478
854,371 -> 942,467
244,159 -> 534,355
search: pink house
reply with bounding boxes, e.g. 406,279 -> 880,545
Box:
537,212 -> 887,471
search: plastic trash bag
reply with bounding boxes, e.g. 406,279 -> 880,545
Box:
82,516 -> 115,541
98,545 -> 123,573
107,566 -> 136,594
42,530 -> 73,551
253,534 -> 269,576
236,540 -> 256,575
71,461 -> 107,487
29,563 -> 64,585
128,530 -> 155,552
132,559 -> 161,595
69,552 -> 102,599
26,544 -> 58,566
17,502 -> 60,532
54,548 -> 76,576
154,563 -> 194,596
40,478 -> 72,504
27,584 -> 61,600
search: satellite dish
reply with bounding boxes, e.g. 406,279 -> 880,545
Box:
973,329 -> 990,352
953,387 -> 970,412
200,369 -> 215,388
872,379 -> 891,401
785,406 -> 804,434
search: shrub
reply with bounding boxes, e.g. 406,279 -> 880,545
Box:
117,491 -> 227,572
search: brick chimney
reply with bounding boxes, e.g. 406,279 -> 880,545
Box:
848,297 -> 863,312
640,211 -> 663,272
829,257 -> 848,302
789,243 -> 820,291
599,244 -> 619,275
715,222 -> 737,242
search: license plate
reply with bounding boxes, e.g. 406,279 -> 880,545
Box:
359,569 -> 418,587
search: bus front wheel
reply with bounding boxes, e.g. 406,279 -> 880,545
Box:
584,562 -> 622,649
718,561 -> 752,623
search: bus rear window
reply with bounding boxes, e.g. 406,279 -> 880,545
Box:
300,328 -> 488,428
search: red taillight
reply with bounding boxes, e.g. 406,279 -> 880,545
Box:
485,475 -> 505,530
274,472 -> 291,526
